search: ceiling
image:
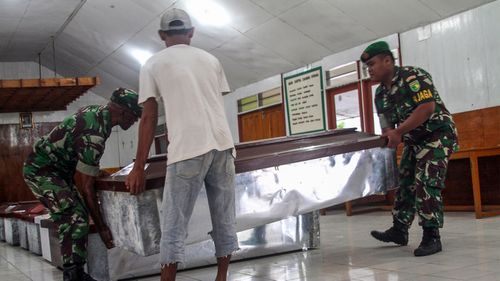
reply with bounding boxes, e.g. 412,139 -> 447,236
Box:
0,0 -> 495,99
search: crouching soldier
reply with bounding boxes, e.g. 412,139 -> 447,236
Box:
23,88 -> 142,280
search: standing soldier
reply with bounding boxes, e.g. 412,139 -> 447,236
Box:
23,88 -> 142,281
361,41 -> 458,256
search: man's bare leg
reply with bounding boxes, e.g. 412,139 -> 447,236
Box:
215,255 -> 231,281
161,263 -> 177,281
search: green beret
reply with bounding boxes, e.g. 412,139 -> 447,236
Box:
360,41 -> 392,63
110,88 -> 142,118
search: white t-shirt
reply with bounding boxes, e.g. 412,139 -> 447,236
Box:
138,44 -> 234,165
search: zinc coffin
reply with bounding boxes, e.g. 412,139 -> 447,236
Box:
95,129 -> 397,257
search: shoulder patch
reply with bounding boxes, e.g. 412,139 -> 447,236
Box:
422,77 -> 433,85
409,80 -> 420,92
405,75 -> 416,83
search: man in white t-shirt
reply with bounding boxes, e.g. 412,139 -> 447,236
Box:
125,8 -> 239,281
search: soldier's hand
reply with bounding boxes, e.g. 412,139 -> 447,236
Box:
126,168 -> 146,195
382,129 -> 402,149
99,226 -> 115,249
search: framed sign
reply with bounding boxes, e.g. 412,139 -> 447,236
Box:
20,112 -> 33,129
284,67 -> 326,135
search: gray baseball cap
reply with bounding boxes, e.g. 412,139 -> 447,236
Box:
160,8 -> 193,31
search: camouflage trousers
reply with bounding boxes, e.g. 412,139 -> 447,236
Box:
23,158 -> 89,265
393,136 -> 456,228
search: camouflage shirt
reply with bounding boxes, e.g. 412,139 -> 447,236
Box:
374,66 -> 457,144
31,105 -> 112,177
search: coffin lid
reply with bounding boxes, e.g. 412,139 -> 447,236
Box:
95,129 -> 387,192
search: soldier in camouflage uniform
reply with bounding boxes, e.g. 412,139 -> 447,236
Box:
361,41 -> 458,256
23,88 -> 142,281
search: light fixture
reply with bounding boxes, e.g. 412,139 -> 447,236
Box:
130,48 -> 153,66
186,0 -> 230,27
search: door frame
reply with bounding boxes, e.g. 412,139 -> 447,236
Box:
326,82 -> 363,131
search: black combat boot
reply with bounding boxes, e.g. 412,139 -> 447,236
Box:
370,220 -> 409,246
63,264 -> 97,281
414,227 -> 442,256
63,264 -> 81,281
81,271 -> 97,281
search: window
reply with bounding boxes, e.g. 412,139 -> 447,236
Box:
334,90 -> 361,130
237,87 -> 282,114
238,95 -> 258,113
261,87 -> 281,107
327,62 -> 357,89
327,83 -> 362,131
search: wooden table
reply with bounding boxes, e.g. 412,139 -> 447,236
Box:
450,146 -> 500,219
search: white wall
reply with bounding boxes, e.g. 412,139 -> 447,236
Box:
400,0 -> 500,113
225,1 -> 500,142
0,61 -> 139,168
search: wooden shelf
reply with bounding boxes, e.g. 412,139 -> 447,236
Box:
0,77 -> 100,113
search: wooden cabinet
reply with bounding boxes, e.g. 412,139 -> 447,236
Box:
238,104 -> 285,142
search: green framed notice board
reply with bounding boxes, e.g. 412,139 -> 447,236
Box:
284,67 -> 326,135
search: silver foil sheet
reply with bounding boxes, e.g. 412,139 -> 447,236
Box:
18,220 -> 29,250
87,212 -> 319,281
0,218 -> 4,241
27,222 -> 42,255
4,218 -> 19,246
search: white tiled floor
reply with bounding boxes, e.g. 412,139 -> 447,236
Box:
2,211 -> 500,281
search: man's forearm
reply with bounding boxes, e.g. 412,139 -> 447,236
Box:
78,175 -> 106,229
134,98 -> 158,169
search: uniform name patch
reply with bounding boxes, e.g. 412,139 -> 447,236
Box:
409,80 -> 420,92
413,89 -> 433,103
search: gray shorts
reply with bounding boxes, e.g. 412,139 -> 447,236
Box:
160,149 -> 239,265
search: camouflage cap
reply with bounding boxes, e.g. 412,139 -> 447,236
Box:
110,88 -> 142,117
360,41 -> 392,63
